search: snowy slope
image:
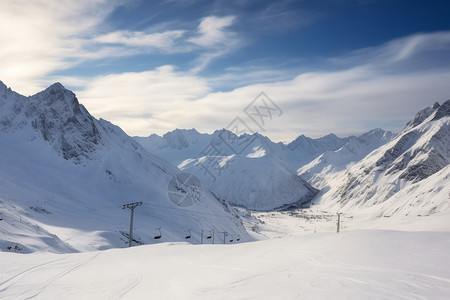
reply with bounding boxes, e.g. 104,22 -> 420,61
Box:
298,129 -> 395,188
1,230 -> 450,299
314,100 -> 450,216
0,81 -> 249,253
179,153 -> 318,211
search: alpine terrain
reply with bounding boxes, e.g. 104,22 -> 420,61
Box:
0,81 -> 249,253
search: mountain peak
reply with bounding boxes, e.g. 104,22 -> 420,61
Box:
44,82 -> 65,92
0,81 -> 103,163
432,99 -> 450,121
406,100 -> 450,130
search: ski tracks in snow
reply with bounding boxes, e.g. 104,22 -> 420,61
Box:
0,252 -> 102,299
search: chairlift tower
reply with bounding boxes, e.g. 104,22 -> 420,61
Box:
122,201 -> 142,247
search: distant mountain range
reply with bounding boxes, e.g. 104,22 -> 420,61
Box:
135,99 -> 450,217
134,126 -> 395,210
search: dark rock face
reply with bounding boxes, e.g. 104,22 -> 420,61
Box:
372,100 -> 450,183
375,131 -> 419,168
432,99 -> 450,121
1,82 -> 103,163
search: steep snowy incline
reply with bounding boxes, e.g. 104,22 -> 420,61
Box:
314,100 -> 450,216
179,154 -> 318,211
0,81 -> 249,253
298,129 -> 395,189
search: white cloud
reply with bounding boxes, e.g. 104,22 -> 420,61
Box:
94,30 -> 187,53
0,0 -> 123,94
76,31 -> 450,141
333,31 -> 450,68
188,16 -> 237,49
77,65 -> 450,140
188,15 -> 241,73
1,1 -> 449,141
0,2 -> 241,93
77,65 -> 211,136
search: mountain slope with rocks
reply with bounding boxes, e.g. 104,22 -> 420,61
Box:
314,100 -> 450,217
0,81 -> 249,253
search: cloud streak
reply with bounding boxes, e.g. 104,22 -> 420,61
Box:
77,31 -> 450,141
94,30 -> 187,52
0,1 -> 241,94
1,1 -> 450,141
0,0 -> 124,94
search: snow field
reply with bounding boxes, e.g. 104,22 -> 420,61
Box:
1,229 -> 449,299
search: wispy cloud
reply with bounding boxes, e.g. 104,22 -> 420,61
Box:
94,30 -> 187,53
77,31 -> 450,140
332,31 -> 450,70
0,0 -> 123,94
0,1 -> 241,93
2,1 -> 450,141
188,15 -> 241,74
188,16 -> 237,48
78,65 -> 211,136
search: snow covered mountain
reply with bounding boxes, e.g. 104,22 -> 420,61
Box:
179,154 -> 318,211
134,127 -> 390,211
314,100 -> 450,216
298,129 -> 396,189
136,129 -> 321,210
135,129 -> 348,170
0,81 -> 249,253
284,133 -> 349,167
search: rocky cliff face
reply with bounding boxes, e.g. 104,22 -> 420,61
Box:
0,82 -> 102,162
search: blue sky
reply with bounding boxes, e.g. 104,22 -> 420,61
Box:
1,0 -> 450,141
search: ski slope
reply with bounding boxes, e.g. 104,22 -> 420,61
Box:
1,229 -> 449,299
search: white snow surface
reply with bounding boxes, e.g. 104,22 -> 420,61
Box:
1,221 -> 450,299
0,81 -> 249,253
